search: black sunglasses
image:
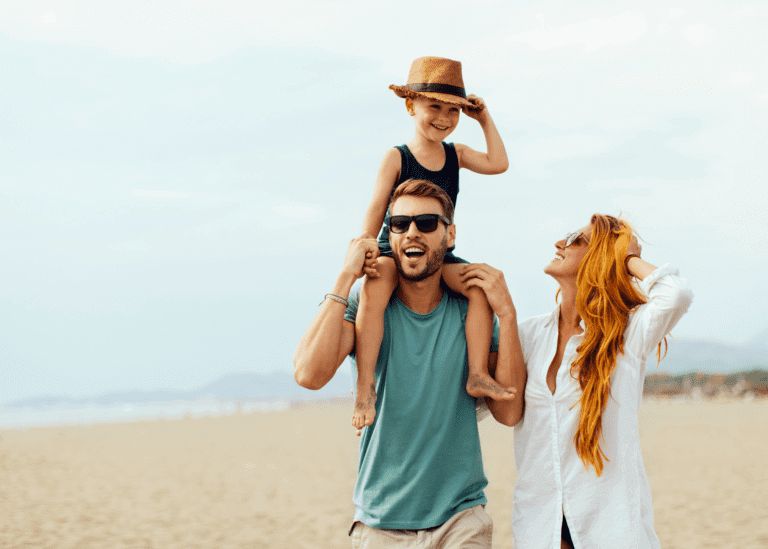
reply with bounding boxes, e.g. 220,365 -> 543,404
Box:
389,214 -> 451,234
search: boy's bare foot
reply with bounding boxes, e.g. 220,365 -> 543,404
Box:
466,373 -> 516,400
352,381 -> 377,434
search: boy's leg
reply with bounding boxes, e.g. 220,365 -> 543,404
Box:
442,264 -> 516,401
353,257 -> 398,432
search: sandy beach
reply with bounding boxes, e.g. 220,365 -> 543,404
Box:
2,398 -> 767,548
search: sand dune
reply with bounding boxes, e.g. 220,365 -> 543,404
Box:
2,399 -> 767,548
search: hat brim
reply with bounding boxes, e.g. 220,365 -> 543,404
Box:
389,85 -> 481,110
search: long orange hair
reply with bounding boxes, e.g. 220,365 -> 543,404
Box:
570,214 -> 647,476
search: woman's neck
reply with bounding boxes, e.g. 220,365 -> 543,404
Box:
558,282 -> 582,330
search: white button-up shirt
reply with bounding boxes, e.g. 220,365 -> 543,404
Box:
512,265 -> 693,549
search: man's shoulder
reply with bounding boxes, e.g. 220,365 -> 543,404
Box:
344,283 -> 363,324
437,288 -> 470,318
443,287 -> 468,304
346,286 -> 468,325
445,289 -> 469,314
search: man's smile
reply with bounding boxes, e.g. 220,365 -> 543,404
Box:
404,246 -> 426,259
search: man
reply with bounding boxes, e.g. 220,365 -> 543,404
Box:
294,179 -> 526,547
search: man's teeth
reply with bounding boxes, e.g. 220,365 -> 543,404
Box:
554,256 -> 564,261
405,247 -> 425,257
432,124 -> 448,130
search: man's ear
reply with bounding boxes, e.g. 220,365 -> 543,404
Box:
447,222 -> 456,249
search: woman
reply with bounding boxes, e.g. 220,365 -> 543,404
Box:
512,214 -> 693,548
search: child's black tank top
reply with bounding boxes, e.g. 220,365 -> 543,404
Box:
377,142 -> 459,254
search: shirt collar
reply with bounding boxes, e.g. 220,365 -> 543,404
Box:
544,304 -> 560,328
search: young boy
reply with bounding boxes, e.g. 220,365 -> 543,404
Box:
352,56 -> 516,433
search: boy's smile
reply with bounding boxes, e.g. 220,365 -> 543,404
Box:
409,96 -> 461,142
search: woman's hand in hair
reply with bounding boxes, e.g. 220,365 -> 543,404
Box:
626,233 -> 642,258
624,235 -> 658,281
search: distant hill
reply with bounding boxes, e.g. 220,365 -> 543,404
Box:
651,338 -> 766,374
745,326 -> 768,352
6,337 -> 766,409
7,369 -> 354,408
644,369 -> 768,398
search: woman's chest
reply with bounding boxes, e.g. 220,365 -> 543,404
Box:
528,331 -> 581,398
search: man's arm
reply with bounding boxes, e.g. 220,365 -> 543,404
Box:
293,237 -> 378,390
461,264 -> 526,426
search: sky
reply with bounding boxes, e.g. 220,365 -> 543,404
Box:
1,0 -> 766,402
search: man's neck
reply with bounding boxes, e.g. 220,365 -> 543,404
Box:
395,270 -> 444,314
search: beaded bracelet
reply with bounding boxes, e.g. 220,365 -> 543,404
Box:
321,293 -> 349,307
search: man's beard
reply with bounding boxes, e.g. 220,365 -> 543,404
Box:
393,236 -> 448,281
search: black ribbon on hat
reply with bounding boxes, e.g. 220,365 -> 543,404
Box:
404,83 -> 467,99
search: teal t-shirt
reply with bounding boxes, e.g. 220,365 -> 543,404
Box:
344,287 -> 499,529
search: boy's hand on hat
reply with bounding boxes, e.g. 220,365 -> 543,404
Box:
462,94 -> 487,121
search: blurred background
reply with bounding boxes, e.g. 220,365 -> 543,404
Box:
1,0 -> 766,426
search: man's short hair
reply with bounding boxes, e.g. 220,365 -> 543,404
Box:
390,179 -> 455,222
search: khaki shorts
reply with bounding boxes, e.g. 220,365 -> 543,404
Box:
349,505 -> 492,548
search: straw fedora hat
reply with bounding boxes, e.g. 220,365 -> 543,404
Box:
390,56 -> 479,109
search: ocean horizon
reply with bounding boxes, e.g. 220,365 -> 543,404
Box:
0,397 -> 335,431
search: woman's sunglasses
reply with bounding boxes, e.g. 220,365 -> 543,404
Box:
564,230 -> 589,247
390,214 -> 451,234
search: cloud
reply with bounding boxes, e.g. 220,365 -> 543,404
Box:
734,7 -> 754,16
728,71 -> 754,87
668,8 -> 687,19
132,190 -> 190,199
682,23 -> 716,46
657,7 -> 686,34
272,203 -> 320,219
515,134 -> 613,164
507,11 -> 647,52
